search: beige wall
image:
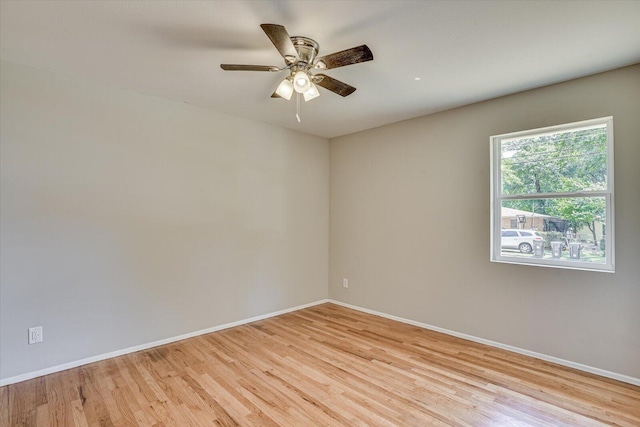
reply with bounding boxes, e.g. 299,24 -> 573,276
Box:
0,61 -> 329,380
329,65 -> 640,379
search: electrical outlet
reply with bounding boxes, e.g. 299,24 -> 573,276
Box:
28,326 -> 43,344
343,278 -> 349,288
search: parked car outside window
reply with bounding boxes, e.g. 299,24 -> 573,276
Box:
501,229 -> 543,254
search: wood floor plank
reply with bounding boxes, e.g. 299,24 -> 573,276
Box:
2,303 -> 639,426
75,366 -> 114,427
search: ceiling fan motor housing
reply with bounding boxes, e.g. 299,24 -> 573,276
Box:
289,36 -> 319,67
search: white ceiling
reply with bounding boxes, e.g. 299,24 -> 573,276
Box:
2,1 -> 639,139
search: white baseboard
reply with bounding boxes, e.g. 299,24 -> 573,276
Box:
4,298 -> 638,388
327,299 -> 640,387
0,299 -> 330,387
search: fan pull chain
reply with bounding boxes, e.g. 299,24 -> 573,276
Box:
296,93 -> 301,122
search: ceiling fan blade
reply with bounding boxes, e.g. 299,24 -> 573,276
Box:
314,45 -> 373,70
260,24 -> 299,62
314,74 -> 356,97
220,64 -> 280,72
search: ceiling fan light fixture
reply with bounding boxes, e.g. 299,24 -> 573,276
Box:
293,70 -> 311,93
275,78 -> 294,100
303,83 -> 320,102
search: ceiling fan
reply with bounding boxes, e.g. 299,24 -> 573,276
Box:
220,24 -> 373,119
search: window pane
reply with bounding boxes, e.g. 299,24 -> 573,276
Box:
501,124 -> 607,195
500,198 -> 606,264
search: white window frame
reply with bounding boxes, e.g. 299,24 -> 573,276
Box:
490,117 -> 614,272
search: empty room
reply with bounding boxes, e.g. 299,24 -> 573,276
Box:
1,1 -> 639,426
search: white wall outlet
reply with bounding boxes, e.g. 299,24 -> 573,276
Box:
28,326 -> 43,344
343,278 -> 349,288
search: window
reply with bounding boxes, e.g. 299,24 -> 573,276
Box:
490,117 -> 614,272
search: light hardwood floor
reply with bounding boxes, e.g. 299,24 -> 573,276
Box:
2,303 -> 639,426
